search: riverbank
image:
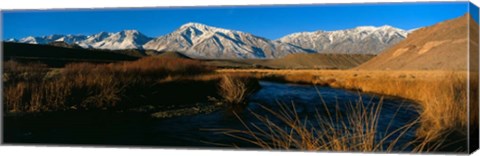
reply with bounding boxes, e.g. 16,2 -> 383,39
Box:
4,81 -> 420,151
219,69 -> 477,151
2,58 -> 259,116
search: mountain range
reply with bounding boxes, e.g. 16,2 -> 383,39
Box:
9,30 -> 152,50
278,25 -> 408,54
6,23 -> 409,59
142,23 -> 312,59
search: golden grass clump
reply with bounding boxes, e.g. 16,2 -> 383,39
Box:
210,75 -> 259,112
222,97 -> 420,152
218,75 -> 251,105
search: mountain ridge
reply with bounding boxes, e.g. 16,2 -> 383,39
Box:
7,23 -> 408,59
277,25 -> 408,54
143,22 -> 314,59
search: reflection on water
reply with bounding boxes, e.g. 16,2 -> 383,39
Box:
4,81 -> 419,150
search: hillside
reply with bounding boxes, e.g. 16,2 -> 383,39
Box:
3,42 -> 139,67
469,12 -> 479,73
357,14 -> 475,70
155,51 -> 192,59
262,53 -> 374,69
203,53 -> 374,69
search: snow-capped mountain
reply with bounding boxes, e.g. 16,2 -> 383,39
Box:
277,25 -> 408,54
7,23 -> 409,58
17,35 -> 65,44
11,30 -> 152,50
55,35 -> 88,45
79,30 -> 152,50
143,22 -> 312,59
5,38 -> 18,42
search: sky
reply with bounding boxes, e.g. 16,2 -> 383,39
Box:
2,2 -> 472,40
471,2 -> 479,23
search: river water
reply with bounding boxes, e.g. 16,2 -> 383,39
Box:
4,81 -> 419,151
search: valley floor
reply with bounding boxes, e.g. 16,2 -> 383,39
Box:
3,58 -> 476,152
218,69 -> 466,81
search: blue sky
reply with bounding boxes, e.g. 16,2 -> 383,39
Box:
471,2 -> 479,23
2,2 -> 470,40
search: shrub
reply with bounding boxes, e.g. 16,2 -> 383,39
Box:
218,75 -> 251,105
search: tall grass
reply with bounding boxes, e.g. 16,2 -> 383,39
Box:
331,73 -> 470,142
222,96 -> 423,152
3,60 -> 49,83
4,82 -> 26,112
3,57 -> 216,112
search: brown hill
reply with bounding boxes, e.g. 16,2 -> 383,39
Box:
156,51 -> 192,59
469,13 -> 479,73
357,14 -> 477,70
48,41 -> 83,49
203,53 -> 374,69
264,53 -> 374,69
3,42 -> 139,67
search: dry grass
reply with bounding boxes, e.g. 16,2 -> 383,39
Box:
207,75 -> 260,115
221,96 -> 425,152
217,75 -> 251,105
3,60 -> 49,83
3,57 -> 216,112
4,82 -> 26,112
329,72 -> 471,143
219,69 -> 476,150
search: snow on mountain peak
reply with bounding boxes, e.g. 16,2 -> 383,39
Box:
10,30 -> 153,50
379,25 -> 395,29
350,25 -> 403,33
143,22 -> 309,58
181,22 -> 208,28
278,25 -> 407,54
19,36 -> 41,44
179,22 -> 210,32
353,26 -> 378,31
97,31 -> 113,36
6,38 -> 17,42
177,22 -> 236,35
87,30 -> 152,50
120,29 -> 141,35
